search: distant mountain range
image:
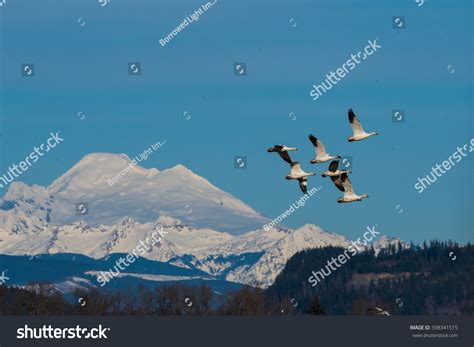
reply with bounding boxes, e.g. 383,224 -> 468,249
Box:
0,153 -> 404,291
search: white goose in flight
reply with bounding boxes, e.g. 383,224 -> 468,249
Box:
321,160 -> 351,177
267,145 -> 298,165
285,162 -> 316,194
347,108 -> 379,142
331,173 -> 369,203
308,134 -> 341,163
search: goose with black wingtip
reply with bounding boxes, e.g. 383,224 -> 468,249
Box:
308,134 -> 341,163
285,162 -> 316,194
322,160 -> 351,177
330,173 -> 369,203
267,145 -> 298,165
347,108 -> 379,142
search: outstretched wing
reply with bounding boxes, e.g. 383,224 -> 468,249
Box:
330,175 -> 345,192
348,108 -> 365,135
298,177 -> 308,194
340,173 -> 354,194
278,151 -> 293,165
308,134 -> 327,157
328,160 -> 339,172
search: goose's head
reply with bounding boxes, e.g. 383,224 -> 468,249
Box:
360,194 -> 369,199
347,136 -> 355,142
267,147 -> 275,152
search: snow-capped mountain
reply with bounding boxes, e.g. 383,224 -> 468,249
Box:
2,153 -> 270,235
0,153 -> 405,289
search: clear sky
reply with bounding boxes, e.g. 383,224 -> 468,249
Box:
0,0 -> 472,243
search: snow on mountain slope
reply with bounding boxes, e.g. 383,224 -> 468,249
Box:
0,152 -> 407,289
0,182 -> 53,234
0,211 -> 354,287
0,217 -> 224,261
1,153 -> 270,235
371,235 -> 410,255
225,224 -> 351,288
0,216 -> 405,288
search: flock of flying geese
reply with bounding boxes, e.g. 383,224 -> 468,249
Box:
268,109 -> 379,203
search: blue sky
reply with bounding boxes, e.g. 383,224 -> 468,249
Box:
0,0 -> 472,243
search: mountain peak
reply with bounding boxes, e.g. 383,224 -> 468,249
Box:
295,224 -> 324,232
80,152 -> 131,161
48,152 -> 159,193
67,152 -> 137,171
166,164 -> 194,174
0,152 -> 271,235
